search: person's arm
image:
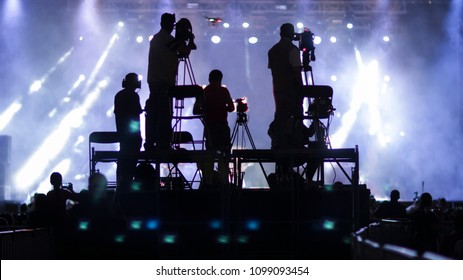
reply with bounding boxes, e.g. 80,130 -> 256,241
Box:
225,88 -> 235,112
289,47 -> 303,87
64,184 -> 79,202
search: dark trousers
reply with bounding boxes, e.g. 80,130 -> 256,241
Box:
145,82 -> 173,150
115,135 -> 142,201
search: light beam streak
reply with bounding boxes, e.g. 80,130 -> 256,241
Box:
29,47 -> 74,94
0,100 -> 22,131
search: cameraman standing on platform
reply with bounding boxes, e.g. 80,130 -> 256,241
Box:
201,70 -> 235,188
267,23 -> 307,185
145,13 -> 178,151
145,14 -> 196,152
268,23 -> 303,126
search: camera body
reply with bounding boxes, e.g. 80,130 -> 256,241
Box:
235,98 -> 248,113
175,18 -> 197,50
293,28 -> 315,53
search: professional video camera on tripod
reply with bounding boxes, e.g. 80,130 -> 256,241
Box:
170,17 -> 197,85
294,26 -> 336,185
292,26 -> 334,145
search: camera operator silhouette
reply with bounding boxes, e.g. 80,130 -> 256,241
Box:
145,13 -> 196,151
199,69 -> 235,189
145,13 -> 177,151
267,23 -> 318,187
114,72 -> 143,201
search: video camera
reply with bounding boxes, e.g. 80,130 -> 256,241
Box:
175,18 -> 197,51
234,98 -> 248,114
293,28 -> 315,53
293,28 -> 316,70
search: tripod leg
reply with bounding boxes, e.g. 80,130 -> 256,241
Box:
230,121 -> 240,147
243,123 -> 270,185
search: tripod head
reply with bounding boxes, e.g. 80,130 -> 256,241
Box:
236,111 -> 248,124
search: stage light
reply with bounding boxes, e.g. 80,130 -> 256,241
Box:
130,219 -> 143,230
79,36 -> 84,41
114,234 -> 126,243
331,75 -> 338,82
246,219 -> 260,231
78,220 -> 90,231
384,75 -> 390,82
187,3 -> 198,9
217,235 -> 230,244
15,78 -> 108,191
248,37 -> 258,44
346,23 -> 353,29
130,181 -> 142,192
330,36 -> 337,43
383,35 -> 390,42
0,101 -> 22,131
118,21 -> 124,27
29,80 -> 42,93
136,36 -> 143,43
146,219 -> 159,230
296,22 -> 304,29
28,47 -> 74,95
211,35 -> 221,44
163,234 -> 176,244
314,36 -> 322,45
323,220 -> 336,230
223,22 -> 230,28
209,219 -> 222,229
237,235 -> 249,243
242,22 -> 249,28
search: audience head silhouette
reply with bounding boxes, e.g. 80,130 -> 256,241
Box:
50,172 -> 62,189
419,192 -> 433,208
390,189 -> 400,202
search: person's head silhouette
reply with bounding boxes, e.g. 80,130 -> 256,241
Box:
50,172 -> 62,190
160,13 -> 175,33
280,23 -> 295,39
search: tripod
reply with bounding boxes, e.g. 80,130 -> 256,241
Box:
167,55 -> 204,189
230,112 -> 269,187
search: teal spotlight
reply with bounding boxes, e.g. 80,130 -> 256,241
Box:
163,234 -> 176,244
131,181 -> 142,192
130,219 -> 143,230
323,220 -> 336,230
78,220 -> 89,231
237,235 -> 249,244
217,235 -> 230,244
114,234 -> 126,243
